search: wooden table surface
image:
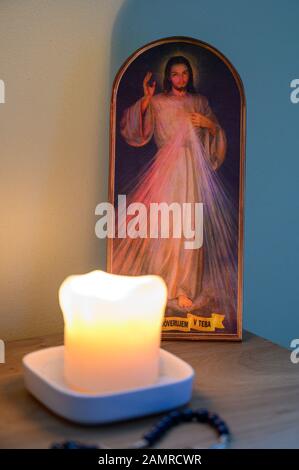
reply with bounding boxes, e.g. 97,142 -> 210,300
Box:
0,331 -> 298,449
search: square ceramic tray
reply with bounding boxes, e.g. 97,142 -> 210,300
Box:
23,346 -> 194,424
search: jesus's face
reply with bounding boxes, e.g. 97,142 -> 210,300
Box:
169,64 -> 190,92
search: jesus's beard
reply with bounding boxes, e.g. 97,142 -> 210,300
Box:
172,85 -> 187,94
172,85 -> 188,93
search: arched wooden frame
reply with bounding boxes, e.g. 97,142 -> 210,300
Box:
108,36 -> 246,341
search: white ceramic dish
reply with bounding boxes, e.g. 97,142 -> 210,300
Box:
23,346 -> 194,424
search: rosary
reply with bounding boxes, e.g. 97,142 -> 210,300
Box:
52,408 -> 230,449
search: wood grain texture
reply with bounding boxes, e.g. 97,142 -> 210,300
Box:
0,331 -> 298,449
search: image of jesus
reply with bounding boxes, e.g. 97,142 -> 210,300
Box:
113,55 -> 236,320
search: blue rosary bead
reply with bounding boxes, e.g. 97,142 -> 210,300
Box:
212,417 -> 223,426
67,442 -> 78,449
217,424 -> 229,435
143,433 -> 157,446
159,416 -> 173,428
168,410 -> 183,424
52,440 -> 98,449
207,412 -> 218,422
155,422 -> 168,433
182,408 -> 194,422
195,408 -> 209,422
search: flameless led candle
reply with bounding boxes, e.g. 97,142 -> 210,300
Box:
59,270 -> 167,394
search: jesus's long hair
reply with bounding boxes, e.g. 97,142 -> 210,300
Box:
163,56 -> 196,94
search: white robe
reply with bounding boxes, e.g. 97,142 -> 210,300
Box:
113,92 -> 235,317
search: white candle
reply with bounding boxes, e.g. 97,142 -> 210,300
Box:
59,270 -> 167,394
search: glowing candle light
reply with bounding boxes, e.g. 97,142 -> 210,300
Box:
59,270 -> 167,394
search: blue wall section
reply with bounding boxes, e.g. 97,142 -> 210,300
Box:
110,0 -> 299,348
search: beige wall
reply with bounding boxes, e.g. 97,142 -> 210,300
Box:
0,0 -> 124,340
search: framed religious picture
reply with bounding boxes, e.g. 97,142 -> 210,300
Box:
107,36 -> 245,341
